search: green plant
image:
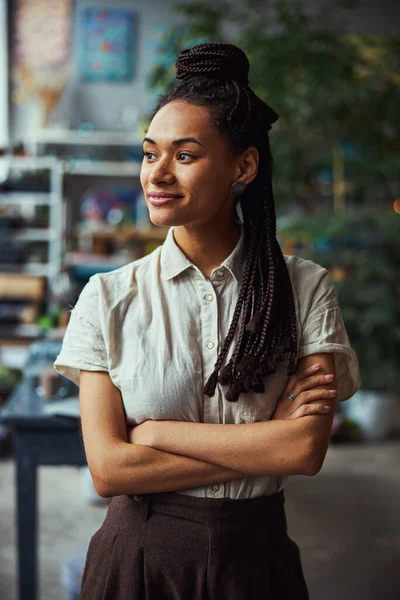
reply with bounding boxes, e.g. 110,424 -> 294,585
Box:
0,364 -> 22,392
146,0 -> 400,212
278,209 -> 400,393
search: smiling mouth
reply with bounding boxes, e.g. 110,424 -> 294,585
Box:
148,195 -> 182,206
148,192 -> 183,198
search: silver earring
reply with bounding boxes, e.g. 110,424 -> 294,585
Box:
230,181 -> 247,198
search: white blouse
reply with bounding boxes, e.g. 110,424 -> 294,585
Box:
54,224 -> 360,499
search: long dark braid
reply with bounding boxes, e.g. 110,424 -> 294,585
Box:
153,43 -> 299,403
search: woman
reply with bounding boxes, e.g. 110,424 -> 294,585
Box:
54,43 -> 360,599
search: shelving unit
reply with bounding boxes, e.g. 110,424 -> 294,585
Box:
0,323 -> 44,340
0,263 -> 49,276
40,130 -> 166,278
34,128 -> 142,149
0,156 -> 64,310
0,192 -> 52,206
0,133 -> 168,337
11,228 -> 54,242
64,160 -> 141,177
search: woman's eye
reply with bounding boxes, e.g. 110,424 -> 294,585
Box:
177,152 -> 194,161
143,151 -> 194,161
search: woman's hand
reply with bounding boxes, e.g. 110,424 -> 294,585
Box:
271,363 -> 336,421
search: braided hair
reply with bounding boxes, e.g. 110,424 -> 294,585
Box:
153,42 -> 299,403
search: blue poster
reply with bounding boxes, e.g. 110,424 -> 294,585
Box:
78,8 -> 136,82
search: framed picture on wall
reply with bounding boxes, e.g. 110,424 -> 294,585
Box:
78,8 -> 136,83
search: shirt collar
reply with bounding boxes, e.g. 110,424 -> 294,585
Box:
160,224 -> 246,283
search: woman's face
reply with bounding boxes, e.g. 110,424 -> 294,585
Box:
140,100 -> 239,230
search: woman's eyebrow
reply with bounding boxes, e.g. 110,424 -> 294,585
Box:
143,136 -> 205,148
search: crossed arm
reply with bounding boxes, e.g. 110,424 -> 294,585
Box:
79,353 -> 336,497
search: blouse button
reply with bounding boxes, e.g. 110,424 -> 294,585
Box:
212,484 -> 220,492
215,269 -> 225,279
205,293 -> 214,302
133,494 -> 143,502
206,341 -> 215,350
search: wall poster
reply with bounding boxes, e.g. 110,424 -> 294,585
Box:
78,8 -> 136,83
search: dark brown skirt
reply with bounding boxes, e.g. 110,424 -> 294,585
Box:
80,489 -> 310,599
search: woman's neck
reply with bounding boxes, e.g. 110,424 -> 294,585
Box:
172,220 -> 242,279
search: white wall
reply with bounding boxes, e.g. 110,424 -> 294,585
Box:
9,0 -> 400,142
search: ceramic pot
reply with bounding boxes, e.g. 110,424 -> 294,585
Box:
342,389 -> 397,441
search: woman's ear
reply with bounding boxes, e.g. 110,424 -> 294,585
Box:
235,146 -> 259,184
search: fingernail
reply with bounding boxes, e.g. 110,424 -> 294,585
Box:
323,405 -> 332,411
324,374 -> 334,381
329,390 -> 337,395
312,364 -> 321,369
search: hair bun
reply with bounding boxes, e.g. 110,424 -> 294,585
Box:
175,43 -> 250,87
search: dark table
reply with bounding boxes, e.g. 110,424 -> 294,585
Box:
0,378 -> 86,600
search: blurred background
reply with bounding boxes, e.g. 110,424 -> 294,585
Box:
0,0 -> 399,599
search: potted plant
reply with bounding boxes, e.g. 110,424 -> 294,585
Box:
146,0 -> 400,214
278,209 -> 400,440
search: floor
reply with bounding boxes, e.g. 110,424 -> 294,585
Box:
0,438 -> 399,600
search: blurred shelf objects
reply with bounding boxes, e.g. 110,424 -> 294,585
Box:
0,146 -> 167,341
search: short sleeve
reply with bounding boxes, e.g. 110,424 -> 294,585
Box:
53,274 -> 108,386
297,264 -> 360,402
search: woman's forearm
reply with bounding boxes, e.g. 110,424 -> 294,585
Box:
99,442 -> 247,497
148,419 -> 313,476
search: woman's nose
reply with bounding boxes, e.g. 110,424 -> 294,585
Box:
148,160 -> 175,185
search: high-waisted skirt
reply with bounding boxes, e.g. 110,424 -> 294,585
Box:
80,488 -> 310,599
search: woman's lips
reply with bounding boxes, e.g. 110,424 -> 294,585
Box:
148,194 -> 182,206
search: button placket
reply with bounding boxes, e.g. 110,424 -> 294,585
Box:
194,274 -> 228,499
202,281 -> 218,355
200,278 -> 220,426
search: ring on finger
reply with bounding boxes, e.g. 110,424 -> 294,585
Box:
287,392 -> 296,401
